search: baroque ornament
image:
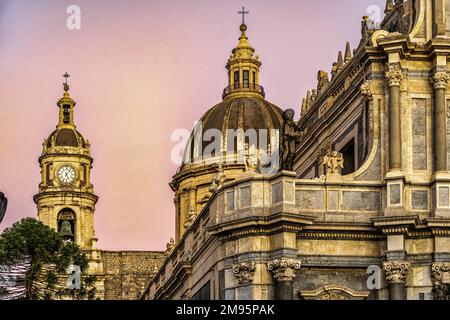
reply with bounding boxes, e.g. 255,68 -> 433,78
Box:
317,291 -> 349,300
430,71 -> 450,90
267,259 -> 301,281
360,80 -> 373,102
385,66 -> 403,87
323,151 -> 344,174
232,261 -> 257,284
383,261 -> 410,284
431,263 -> 450,285
360,80 -> 374,131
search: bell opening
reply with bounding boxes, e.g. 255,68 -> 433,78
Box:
58,208 -> 76,242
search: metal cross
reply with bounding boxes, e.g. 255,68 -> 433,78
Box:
63,72 -> 70,85
238,6 -> 249,25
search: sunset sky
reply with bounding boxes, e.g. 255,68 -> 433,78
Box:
0,0 -> 385,250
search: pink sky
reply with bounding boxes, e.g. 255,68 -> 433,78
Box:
0,0 -> 385,250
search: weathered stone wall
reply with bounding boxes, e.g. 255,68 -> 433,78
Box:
101,251 -> 165,300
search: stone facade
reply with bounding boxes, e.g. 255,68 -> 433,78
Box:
144,1 -> 450,301
101,251 -> 165,300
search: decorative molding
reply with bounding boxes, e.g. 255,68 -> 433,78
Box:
383,261 -> 410,284
300,284 -> 369,301
297,231 -> 384,241
430,71 -> 450,90
232,261 -> 256,284
360,80 -> 373,102
267,259 -> 301,281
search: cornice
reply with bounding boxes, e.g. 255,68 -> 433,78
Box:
33,190 -> 99,204
208,212 -> 316,241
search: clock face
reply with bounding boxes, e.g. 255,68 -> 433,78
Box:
57,166 -> 76,185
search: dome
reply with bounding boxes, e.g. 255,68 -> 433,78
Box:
46,128 -> 87,148
182,96 -> 283,166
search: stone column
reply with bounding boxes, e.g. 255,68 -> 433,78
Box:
386,65 -> 403,171
267,259 -> 301,300
383,261 -> 410,300
184,187 -> 198,230
430,71 -> 450,172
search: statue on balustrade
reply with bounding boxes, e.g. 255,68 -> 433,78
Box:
280,109 -> 303,171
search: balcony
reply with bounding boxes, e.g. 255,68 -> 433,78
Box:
222,82 -> 265,99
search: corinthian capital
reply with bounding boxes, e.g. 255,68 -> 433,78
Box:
383,261 -> 410,284
232,261 -> 256,284
431,263 -> 450,285
385,67 -> 403,87
267,259 -> 301,281
430,72 -> 450,90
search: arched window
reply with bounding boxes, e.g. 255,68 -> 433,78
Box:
57,208 -> 76,242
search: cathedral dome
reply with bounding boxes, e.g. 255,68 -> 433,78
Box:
182,96 -> 283,166
181,22 -> 284,168
172,19 -> 285,240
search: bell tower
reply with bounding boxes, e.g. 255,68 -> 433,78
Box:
34,74 -> 98,250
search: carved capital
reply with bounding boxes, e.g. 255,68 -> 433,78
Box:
267,259 -> 301,281
360,80 -> 374,102
432,263 -> 450,285
232,261 -> 256,284
430,72 -> 450,90
385,67 -> 403,87
383,261 -> 410,284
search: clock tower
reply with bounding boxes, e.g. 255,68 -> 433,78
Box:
34,74 -> 98,250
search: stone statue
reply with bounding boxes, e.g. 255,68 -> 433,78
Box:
244,143 -> 259,172
0,192 -> 7,224
323,151 -> 344,174
209,164 -> 227,193
280,109 -> 303,171
396,3 -> 409,35
361,16 -> 370,41
165,237 -> 175,255
317,71 -> 330,95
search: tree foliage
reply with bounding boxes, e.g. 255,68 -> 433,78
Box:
0,218 -> 96,300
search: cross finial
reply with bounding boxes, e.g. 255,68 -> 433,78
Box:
238,6 -> 249,25
62,72 -> 70,92
63,72 -> 70,84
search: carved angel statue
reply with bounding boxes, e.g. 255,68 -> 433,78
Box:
0,192 -> 7,224
323,151 -> 344,174
209,164 -> 227,192
280,109 -> 303,171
